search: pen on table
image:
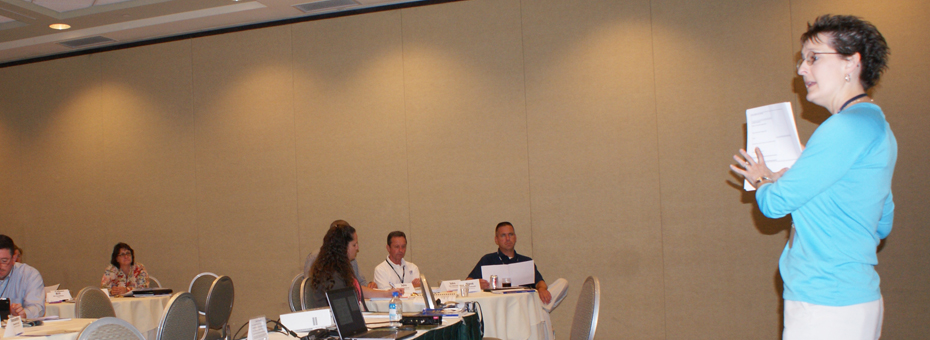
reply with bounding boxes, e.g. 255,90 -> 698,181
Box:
501,290 -> 535,294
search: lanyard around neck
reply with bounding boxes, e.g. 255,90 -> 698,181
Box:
386,259 -> 405,282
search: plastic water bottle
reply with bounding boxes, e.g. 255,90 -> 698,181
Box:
389,291 -> 403,325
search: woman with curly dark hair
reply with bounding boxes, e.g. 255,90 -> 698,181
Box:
307,220 -> 402,309
731,15 -> 894,339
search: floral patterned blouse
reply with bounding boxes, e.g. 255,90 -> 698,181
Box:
100,263 -> 149,290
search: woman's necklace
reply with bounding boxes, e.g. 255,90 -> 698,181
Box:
838,93 -> 869,112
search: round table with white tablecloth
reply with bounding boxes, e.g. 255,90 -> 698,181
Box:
45,295 -> 171,339
2,318 -> 95,340
366,291 -> 551,340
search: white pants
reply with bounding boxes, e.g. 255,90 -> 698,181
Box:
543,278 -> 569,313
784,298 -> 883,340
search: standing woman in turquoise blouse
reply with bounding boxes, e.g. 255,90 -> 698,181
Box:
731,15 -> 895,340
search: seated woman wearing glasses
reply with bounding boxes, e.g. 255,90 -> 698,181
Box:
307,220 -> 403,309
100,242 -> 149,296
731,15 -> 894,339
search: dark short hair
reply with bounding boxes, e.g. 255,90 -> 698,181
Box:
110,242 -> 135,267
0,235 -> 15,257
801,14 -> 889,90
386,231 -> 406,245
495,221 -> 514,234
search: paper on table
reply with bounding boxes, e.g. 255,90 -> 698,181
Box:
390,282 -> 415,298
481,261 -> 535,286
744,102 -> 803,191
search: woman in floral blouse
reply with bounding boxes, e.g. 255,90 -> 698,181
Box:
100,242 -> 149,295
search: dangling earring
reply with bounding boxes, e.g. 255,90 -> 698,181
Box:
845,74 -> 851,82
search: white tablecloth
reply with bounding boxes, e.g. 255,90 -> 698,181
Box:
3,318 -> 95,340
264,313 -> 466,340
45,295 -> 171,339
365,291 -> 551,340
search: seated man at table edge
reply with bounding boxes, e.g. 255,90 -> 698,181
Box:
373,231 -> 421,289
307,220 -> 403,309
466,222 -> 568,313
0,235 -> 45,319
304,221 -> 376,289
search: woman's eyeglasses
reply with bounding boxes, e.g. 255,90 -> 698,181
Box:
797,52 -> 842,70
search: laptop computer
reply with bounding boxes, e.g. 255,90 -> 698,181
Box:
325,287 -> 417,340
128,288 -> 173,296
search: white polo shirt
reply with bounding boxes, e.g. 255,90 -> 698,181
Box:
373,256 -> 420,290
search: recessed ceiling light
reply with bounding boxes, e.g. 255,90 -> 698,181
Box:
49,23 -> 71,30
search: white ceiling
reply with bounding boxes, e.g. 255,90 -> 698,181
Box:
0,0 -> 430,66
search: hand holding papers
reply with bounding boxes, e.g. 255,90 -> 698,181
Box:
481,261 -> 535,287
736,102 -> 803,190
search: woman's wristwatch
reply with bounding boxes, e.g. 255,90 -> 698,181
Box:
754,176 -> 772,186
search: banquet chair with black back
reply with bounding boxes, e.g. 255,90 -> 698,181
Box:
198,275 -> 235,340
569,276 -> 601,340
77,317 -> 145,340
155,292 -> 200,340
288,273 -> 305,312
149,276 -> 163,288
74,286 -> 116,318
189,272 -> 218,329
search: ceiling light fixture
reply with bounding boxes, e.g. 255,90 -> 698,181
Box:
49,23 -> 71,30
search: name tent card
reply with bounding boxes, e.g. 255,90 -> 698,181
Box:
3,316 -> 24,337
247,316 -> 268,340
463,279 -> 481,293
46,289 -> 72,303
438,280 -> 461,292
438,280 -> 481,293
391,283 -> 415,298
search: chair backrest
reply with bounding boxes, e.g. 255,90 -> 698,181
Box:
77,317 -> 146,340
569,276 -> 601,340
74,286 -> 116,318
149,276 -> 163,288
189,272 -> 218,313
288,273 -> 305,312
299,276 -> 314,310
204,275 -> 235,331
155,292 -> 199,340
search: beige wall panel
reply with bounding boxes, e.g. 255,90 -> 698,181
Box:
191,26 -> 299,325
291,11 -> 410,279
520,0 -> 664,338
789,2 -> 930,338
95,40 -> 199,291
0,67 -> 24,242
652,0 -> 795,338
3,55 -> 110,291
401,0 -> 532,281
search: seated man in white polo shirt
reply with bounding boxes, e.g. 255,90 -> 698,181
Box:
0,235 -> 45,319
373,231 -> 421,289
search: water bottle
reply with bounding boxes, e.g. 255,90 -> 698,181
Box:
389,292 -> 403,325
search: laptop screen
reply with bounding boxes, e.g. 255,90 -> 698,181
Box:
325,287 -> 367,337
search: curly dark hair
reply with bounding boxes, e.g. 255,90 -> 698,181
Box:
310,220 -> 357,291
110,242 -> 134,267
801,14 -> 889,90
